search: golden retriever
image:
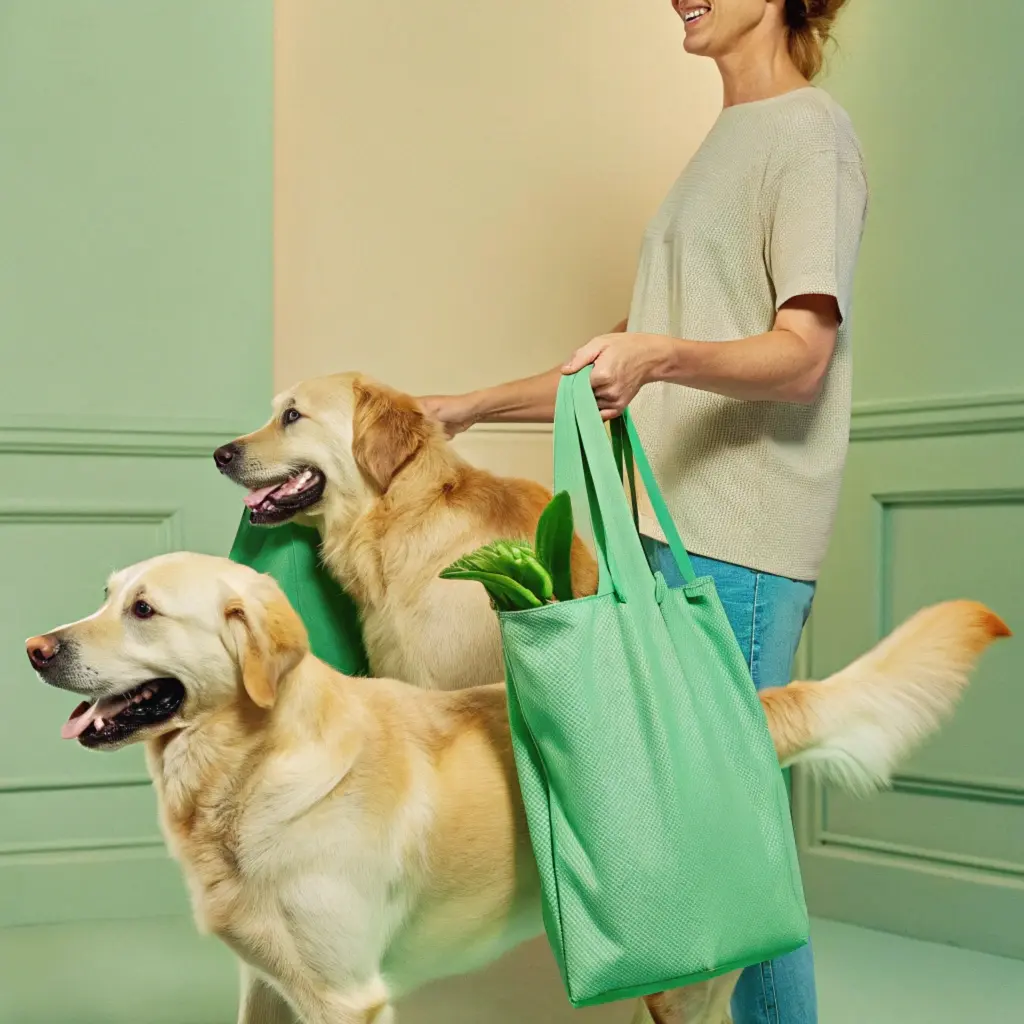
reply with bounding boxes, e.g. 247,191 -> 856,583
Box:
27,553 -> 1007,1024
213,372 -> 597,690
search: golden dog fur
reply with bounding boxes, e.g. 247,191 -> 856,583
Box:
29,553 -> 1007,1024
221,373 -> 597,690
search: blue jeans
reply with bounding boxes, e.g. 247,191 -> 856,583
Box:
642,537 -> 818,1024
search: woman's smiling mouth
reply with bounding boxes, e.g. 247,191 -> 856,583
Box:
680,4 -> 711,28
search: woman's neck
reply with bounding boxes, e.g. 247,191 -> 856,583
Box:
715,35 -> 809,108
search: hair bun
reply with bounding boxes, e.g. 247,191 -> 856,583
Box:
785,0 -> 809,29
786,0 -> 851,80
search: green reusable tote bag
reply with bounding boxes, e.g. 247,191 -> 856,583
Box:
498,369 -> 808,1007
228,511 -> 370,677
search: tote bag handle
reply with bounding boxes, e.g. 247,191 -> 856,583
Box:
554,369 -> 697,601
554,368 -> 618,599
610,410 -> 697,585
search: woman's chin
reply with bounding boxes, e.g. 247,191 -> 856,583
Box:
682,34 -> 711,57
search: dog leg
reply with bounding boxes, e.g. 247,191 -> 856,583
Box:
637,972 -> 740,1024
238,963 -> 299,1024
288,981 -> 394,1024
298,1003 -> 394,1024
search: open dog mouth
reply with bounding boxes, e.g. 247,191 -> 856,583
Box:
244,467 -> 326,525
62,678 -> 186,747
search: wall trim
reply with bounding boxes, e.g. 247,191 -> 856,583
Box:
811,772 -> 1024,882
888,772 -> 1024,806
0,836 -> 165,858
0,775 -> 152,795
465,392 -> 1024,442
0,503 -> 185,553
7,393 -> 1018,455
811,833 -> 1024,880
850,392 -> 1024,440
464,422 -> 554,436
0,415 -> 246,457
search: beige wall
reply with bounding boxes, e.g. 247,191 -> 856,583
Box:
275,0 -> 720,477
273,4 -> 718,1021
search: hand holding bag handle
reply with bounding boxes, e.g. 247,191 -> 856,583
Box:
557,369 -> 699,603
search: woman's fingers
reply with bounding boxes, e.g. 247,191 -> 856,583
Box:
563,336 -> 614,375
593,386 -> 627,418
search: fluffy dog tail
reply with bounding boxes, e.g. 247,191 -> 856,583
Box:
761,600 -> 1010,795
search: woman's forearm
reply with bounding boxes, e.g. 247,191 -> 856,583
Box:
646,331 -> 822,404
471,318 -> 630,423
646,297 -> 838,404
420,318 -> 629,434
465,365 -> 563,424
432,318 -> 628,429
642,316 -> 835,405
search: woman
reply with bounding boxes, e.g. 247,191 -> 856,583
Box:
421,2 -> 865,1022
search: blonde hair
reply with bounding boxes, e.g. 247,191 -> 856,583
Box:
784,0 -> 850,80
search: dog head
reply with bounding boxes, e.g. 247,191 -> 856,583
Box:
26,553 -> 309,751
213,372 -> 439,528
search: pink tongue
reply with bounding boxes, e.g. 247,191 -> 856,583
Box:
61,696 -> 131,740
244,483 -> 280,509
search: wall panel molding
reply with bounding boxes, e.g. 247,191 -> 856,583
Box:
815,772 -> 1024,880
812,832 -> 1024,880
850,392 -> 1024,440
0,417 -> 246,458
0,775 -> 152,795
463,390 -> 1024,443
0,505 -> 183,868
886,772 -> 1024,806
0,503 -> 184,554
794,414 -> 1024,958
6,390 -> 1017,458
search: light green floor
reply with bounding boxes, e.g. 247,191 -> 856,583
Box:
1,917 -> 1021,1022
813,918 -> 1024,1023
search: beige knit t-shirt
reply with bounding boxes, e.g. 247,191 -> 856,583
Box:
629,87 -> 868,581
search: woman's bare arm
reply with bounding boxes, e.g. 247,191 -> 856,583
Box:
418,318 -> 628,436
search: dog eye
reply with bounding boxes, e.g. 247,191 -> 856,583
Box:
132,600 -> 155,619
281,407 -> 302,427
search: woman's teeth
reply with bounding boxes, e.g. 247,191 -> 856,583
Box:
684,6 -> 710,24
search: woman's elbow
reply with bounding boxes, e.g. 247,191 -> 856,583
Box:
780,365 -> 828,405
771,325 -> 836,404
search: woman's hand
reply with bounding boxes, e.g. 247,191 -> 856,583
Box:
563,333 -> 671,420
417,393 -> 479,438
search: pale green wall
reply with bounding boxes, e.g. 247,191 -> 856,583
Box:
0,1 -> 272,425
0,0 -> 273,964
794,0 -> 1024,959
824,1 -> 1024,405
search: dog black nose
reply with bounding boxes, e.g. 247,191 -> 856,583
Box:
26,633 -> 60,670
213,443 -> 238,470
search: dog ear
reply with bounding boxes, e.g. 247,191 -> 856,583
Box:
351,378 -> 432,493
224,578 -> 309,709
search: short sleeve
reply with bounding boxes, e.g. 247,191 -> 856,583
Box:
768,148 -> 868,321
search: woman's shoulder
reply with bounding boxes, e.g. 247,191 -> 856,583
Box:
765,88 -> 862,161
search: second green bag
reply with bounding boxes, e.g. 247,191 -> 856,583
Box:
228,512 -> 370,677
498,369 -> 808,1008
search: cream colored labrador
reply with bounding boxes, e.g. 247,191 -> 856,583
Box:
27,553 -> 1007,1024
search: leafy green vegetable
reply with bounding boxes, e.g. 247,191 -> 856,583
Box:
438,568 -> 543,611
439,493 -> 577,611
534,490 -> 574,602
443,540 -> 552,602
